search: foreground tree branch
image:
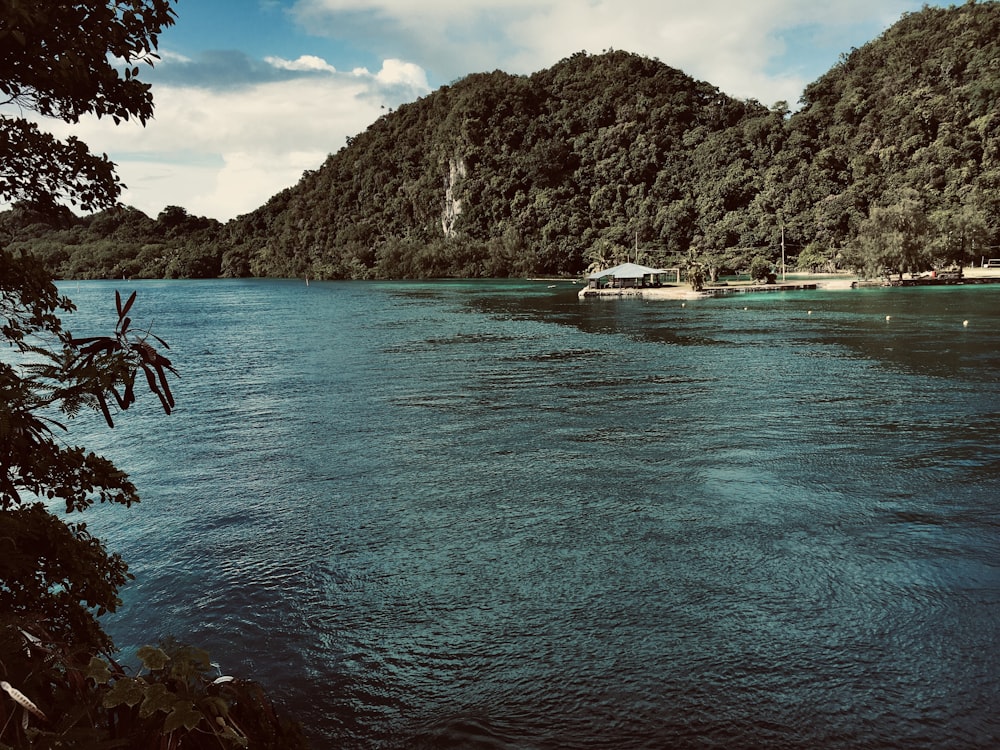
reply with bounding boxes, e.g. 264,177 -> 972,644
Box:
1,3 -> 309,746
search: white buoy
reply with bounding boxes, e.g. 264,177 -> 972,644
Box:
807,310 -> 812,315
963,320 -> 969,327
886,315 -> 892,321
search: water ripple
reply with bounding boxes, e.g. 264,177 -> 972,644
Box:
55,280 -> 1000,749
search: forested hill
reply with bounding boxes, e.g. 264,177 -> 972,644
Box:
7,1 -> 1000,280
223,52 -> 776,279
782,0 -> 1000,274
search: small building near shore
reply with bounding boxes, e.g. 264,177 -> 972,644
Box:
587,262 -> 679,289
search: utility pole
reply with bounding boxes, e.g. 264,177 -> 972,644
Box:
781,224 -> 786,281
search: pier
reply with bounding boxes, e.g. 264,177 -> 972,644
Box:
578,282 -> 817,300
701,282 -> 818,296
852,275 -> 1000,289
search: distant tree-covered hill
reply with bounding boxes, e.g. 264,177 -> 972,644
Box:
6,1 -> 1000,280
0,201 -> 224,279
220,50 -> 784,280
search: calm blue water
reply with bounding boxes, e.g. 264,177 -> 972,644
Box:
57,279 -> 1000,748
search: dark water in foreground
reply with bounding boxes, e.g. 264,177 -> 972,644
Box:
59,279 -> 1000,748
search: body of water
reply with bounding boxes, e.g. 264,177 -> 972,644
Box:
58,279 -> 1000,748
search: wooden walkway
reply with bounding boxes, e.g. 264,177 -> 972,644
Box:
853,276 -> 1000,289
579,282 -> 818,300
701,282 -> 818,296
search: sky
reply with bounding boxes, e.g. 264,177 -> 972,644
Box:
27,0 -> 955,221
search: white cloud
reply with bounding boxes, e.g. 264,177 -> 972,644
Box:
265,54 -> 338,73
28,58 -> 431,221
371,59 -> 429,89
291,0 -> 918,105
158,49 -> 194,65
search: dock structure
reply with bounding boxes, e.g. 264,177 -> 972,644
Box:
853,275 -> 1000,289
700,282 -> 818,296
579,281 -> 817,300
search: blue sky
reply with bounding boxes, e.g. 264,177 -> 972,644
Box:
31,0 -> 955,220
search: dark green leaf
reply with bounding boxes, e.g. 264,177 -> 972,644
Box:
138,683 -> 173,718
103,677 -> 144,709
119,291 -> 137,321
84,657 -> 113,685
163,701 -> 203,733
137,645 -> 169,671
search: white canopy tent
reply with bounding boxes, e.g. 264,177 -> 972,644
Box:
587,262 -> 679,288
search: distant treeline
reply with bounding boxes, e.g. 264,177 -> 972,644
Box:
5,2 -> 1000,280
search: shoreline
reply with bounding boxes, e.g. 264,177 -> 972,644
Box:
578,268 -> 1000,300
578,277 -> 849,300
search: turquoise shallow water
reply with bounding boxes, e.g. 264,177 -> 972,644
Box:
57,279 -> 1000,748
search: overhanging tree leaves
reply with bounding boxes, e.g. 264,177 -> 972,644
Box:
0,0 -> 180,536
2,6 -> 307,746
0,0 -> 180,741
0,0 -> 174,123
0,0 -> 176,211
1,236 -> 180,661
0,119 -> 122,212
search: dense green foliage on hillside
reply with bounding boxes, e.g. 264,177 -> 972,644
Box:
219,52 -> 785,280
783,0 -> 1000,275
7,1 -> 1000,280
0,202 -> 224,278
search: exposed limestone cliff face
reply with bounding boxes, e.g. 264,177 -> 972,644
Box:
441,156 -> 466,238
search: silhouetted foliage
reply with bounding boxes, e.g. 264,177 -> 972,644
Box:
0,628 -> 309,748
1,3 -> 306,746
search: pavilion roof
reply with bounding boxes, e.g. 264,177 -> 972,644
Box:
588,262 -> 666,280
